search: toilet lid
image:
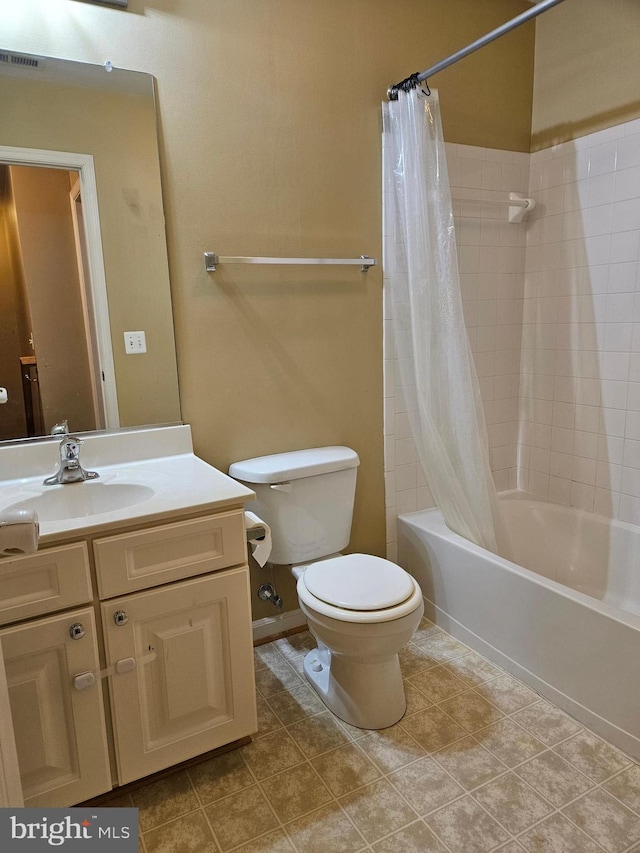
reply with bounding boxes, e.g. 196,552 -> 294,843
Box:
303,554 -> 416,611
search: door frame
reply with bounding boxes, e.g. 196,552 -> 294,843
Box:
1,145 -> 120,430
69,176 -> 106,429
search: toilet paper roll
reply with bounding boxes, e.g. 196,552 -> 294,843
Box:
0,509 -> 39,557
244,510 -> 272,568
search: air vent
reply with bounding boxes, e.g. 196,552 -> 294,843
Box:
11,54 -> 40,69
0,52 -> 42,71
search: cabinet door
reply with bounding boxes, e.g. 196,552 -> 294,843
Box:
0,608 -> 111,807
102,567 -> 257,785
0,636 -> 23,807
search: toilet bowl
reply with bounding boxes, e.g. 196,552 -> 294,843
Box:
228,446 -> 424,730
295,553 -> 423,728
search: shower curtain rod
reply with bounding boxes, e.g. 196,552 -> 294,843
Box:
387,0 -> 568,100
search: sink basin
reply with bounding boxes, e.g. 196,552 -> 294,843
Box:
8,482 -> 156,523
0,425 -> 256,541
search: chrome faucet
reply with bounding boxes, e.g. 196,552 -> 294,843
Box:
43,436 -> 100,486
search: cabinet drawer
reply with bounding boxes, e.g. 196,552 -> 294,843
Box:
94,510 -> 247,599
0,543 -> 92,626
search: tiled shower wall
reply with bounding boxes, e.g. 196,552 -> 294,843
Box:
384,117 -> 640,555
518,119 -> 640,523
383,143 -> 529,560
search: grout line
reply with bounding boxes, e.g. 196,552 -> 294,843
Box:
140,631 -> 640,852
514,807 -> 609,853
139,806 -> 208,840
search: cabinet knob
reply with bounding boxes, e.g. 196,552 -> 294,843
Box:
69,623 -> 86,640
113,610 -> 129,627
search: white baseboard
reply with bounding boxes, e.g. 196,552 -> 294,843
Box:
252,608 -> 307,643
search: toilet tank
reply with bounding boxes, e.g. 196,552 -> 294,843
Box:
229,447 -> 359,565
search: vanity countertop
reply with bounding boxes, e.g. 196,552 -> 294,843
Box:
0,425 -> 255,545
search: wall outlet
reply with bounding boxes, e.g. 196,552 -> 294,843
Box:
124,331 -> 146,354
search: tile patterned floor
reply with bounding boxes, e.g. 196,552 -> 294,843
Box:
112,620 -> 640,852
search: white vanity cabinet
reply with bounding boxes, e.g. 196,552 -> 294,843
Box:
0,506 -> 257,806
0,425 -> 259,807
0,607 -> 111,808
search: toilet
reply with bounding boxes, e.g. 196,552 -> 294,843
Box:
229,446 -> 424,729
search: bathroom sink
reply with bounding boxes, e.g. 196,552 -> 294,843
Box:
0,425 -> 256,542
8,482 -> 156,523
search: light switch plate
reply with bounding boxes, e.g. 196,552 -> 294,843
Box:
124,331 -> 146,354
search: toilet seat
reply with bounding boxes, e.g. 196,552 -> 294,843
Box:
297,553 -> 423,624
304,554 -> 416,610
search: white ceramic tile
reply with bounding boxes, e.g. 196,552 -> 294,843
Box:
570,480 -> 595,511
597,461 -> 622,492
574,404 -> 600,434
584,235 -> 612,267
613,198 -> 640,233
396,489 -> 418,515
572,455 -> 597,485
601,379 -> 628,409
594,487 -> 620,518
597,399 -> 620,434
542,157 -> 566,189
395,463 -> 418,492
608,262 -> 638,293
550,450 -> 573,480
598,431 -> 624,464
596,323 -> 633,354
614,165 -> 640,203
527,470 -> 550,498
610,230 -> 640,264
617,134 -> 640,170
573,430 -> 599,459
588,172 -> 615,207
549,475 -> 571,504
551,426 -> 575,455
619,493 -> 640,525
589,140 -> 618,176
602,350 -> 630,381
626,410 -> 640,441
623,438 -> 640,470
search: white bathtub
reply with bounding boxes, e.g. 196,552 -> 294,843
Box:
397,492 -> 640,759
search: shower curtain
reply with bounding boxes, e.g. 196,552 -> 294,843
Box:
383,86 -> 508,557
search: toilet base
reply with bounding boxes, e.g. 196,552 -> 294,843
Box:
302,646 -> 407,730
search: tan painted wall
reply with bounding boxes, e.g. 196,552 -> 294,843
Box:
532,0 -> 640,150
3,0 -> 534,562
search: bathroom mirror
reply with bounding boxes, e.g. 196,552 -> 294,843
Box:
0,49 -> 181,442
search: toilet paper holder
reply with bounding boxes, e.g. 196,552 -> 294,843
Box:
244,511 -> 272,568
